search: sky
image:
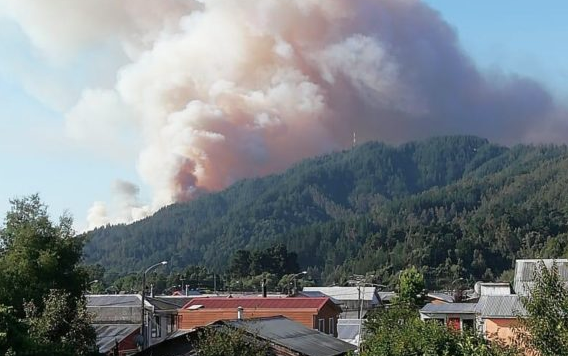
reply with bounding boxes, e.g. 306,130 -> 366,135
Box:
0,0 -> 567,230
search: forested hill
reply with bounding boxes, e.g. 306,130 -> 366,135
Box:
84,136 -> 568,286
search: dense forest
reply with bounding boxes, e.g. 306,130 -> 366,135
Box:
84,136 -> 568,288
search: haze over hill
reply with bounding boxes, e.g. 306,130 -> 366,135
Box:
4,0 -> 565,228
85,136 -> 568,286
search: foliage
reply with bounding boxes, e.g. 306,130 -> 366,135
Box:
363,305 -> 518,356
25,290 -> 97,356
195,326 -> 269,356
0,195 -> 87,316
229,244 -> 299,279
0,195 -> 97,356
84,136 -> 568,288
0,305 -> 30,355
396,267 -> 425,306
516,260 -> 568,356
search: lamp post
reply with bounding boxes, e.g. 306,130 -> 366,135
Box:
87,279 -> 98,293
140,261 -> 167,350
288,271 -> 307,296
451,277 -> 465,302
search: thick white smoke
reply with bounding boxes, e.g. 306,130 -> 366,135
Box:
3,0 -> 567,228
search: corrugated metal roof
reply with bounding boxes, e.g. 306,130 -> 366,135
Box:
299,291 -> 342,305
476,295 -> 526,318
224,316 -> 357,356
87,294 -> 141,307
427,292 -> 454,303
514,259 -> 568,296
420,303 -> 477,314
183,297 -> 331,310
154,296 -> 195,308
146,297 -> 181,311
303,287 -> 378,302
94,324 -> 139,353
337,319 -> 363,346
378,292 -> 397,302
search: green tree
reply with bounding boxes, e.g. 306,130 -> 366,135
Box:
25,290 -> 97,356
229,250 -> 252,278
0,195 -> 97,356
0,195 -> 87,316
396,267 -> 425,306
516,260 -> 568,356
0,305 -> 31,355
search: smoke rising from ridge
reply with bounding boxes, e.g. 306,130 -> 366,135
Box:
3,0 -> 567,228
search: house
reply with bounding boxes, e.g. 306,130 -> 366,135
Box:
134,316 -> 356,356
87,294 -> 181,354
179,297 -> 342,335
419,303 -> 478,331
302,287 -> 380,318
475,295 -> 526,344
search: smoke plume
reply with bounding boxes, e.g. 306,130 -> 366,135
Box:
3,0 -> 567,228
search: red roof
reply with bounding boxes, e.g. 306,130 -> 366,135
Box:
183,297 -> 331,310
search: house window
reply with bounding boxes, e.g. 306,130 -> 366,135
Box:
167,315 -> 178,334
318,319 -> 325,332
462,319 -> 474,330
151,316 -> 161,338
329,318 -> 335,335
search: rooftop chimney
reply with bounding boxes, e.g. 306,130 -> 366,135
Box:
237,306 -> 244,320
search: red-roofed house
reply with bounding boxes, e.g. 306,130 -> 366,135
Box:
179,297 -> 342,336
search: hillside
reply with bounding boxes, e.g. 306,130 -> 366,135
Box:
84,136 -> 568,286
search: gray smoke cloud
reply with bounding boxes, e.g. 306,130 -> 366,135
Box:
3,0 -> 566,228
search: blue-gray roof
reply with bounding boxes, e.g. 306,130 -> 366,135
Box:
427,292 -> 454,303
225,316 -> 357,356
476,295 -> 526,318
94,324 -> 139,353
87,294 -> 141,307
420,303 -> 477,314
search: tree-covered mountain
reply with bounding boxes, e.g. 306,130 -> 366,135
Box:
84,136 -> 568,287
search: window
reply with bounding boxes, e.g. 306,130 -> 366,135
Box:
329,318 -> 335,335
151,316 -> 161,338
167,315 -> 178,334
318,319 -> 325,332
462,319 -> 475,330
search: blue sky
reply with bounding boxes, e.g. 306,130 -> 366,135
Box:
1,1 -> 567,229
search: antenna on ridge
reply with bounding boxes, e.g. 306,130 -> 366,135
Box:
352,131 -> 357,149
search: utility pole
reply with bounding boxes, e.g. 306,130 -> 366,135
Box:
140,261 -> 167,350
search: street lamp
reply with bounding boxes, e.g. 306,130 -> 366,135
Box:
288,271 -> 307,295
140,261 -> 167,350
86,280 -> 99,294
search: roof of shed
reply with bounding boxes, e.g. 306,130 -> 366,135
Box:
427,292 -> 454,303
94,324 -> 139,353
222,316 -> 357,356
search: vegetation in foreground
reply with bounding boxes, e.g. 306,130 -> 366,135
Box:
0,195 -> 97,356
